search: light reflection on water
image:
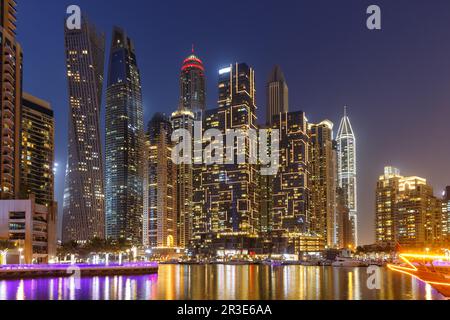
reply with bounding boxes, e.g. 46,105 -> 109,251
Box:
0,265 -> 444,300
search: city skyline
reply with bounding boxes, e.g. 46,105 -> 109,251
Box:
15,0 -> 450,245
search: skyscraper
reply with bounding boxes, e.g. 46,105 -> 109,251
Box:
336,187 -> 352,249
21,93 -> 55,206
309,120 -> 336,247
336,107 -> 358,247
375,166 -> 402,245
172,51 -> 205,248
195,63 -> 259,251
179,49 -> 206,118
147,113 -> 177,248
171,107 -> 194,248
266,65 -> 288,125
105,27 -> 145,244
62,16 -> 105,243
271,111 -> 310,234
0,0 -> 23,199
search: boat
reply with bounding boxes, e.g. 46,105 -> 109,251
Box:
332,256 -> 368,267
388,253 -> 450,299
159,259 -> 179,265
319,260 -> 333,266
261,259 -> 284,267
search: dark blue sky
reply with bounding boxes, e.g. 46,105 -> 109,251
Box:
16,0 -> 450,244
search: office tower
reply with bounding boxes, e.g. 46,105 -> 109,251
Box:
171,107 -> 194,248
336,107 -> 358,247
198,63 -> 259,247
336,187 -> 351,249
0,0 -> 23,199
271,111 -> 310,234
180,49 -> 206,118
62,17 -> 105,243
375,167 -> 445,248
21,93 -> 55,206
309,120 -> 336,247
266,65 -> 288,125
147,114 -> 177,248
105,27 -> 145,244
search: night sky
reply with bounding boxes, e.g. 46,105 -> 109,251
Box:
16,0 -> 450,244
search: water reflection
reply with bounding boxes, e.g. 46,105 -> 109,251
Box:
0,265 -> 444,300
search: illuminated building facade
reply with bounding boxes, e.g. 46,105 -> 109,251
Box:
375,167 -> 446,248
271,111 -> 310,234
309,120 -> 336,247
336,187 -> 352,249
198,63 -> 260,244
375,166 -> 401,245
147,114 -> 177,248
21,93 -> 54,207
105,27 -> 145,244
62,17 -> 105,243
171,108 -> 194,248
336,107 -> 358,247
444,186 -> 450,241
266,65 -> 288,125
0,196 -> 57,264
180,50 -> 206,118
0,0 -> 23,199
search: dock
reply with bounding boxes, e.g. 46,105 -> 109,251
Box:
0,263 -> 158,280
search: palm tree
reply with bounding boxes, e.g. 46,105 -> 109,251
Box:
0,240 -> 14,265
0,240 -> 14,251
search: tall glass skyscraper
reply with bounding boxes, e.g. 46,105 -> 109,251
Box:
62,17 -> 105,243
105,27 -> 144,244
336,107 -> 358,247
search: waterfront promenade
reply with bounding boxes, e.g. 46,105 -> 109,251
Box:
0,263 -> 158,280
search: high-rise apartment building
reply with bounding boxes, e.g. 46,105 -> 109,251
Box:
147,114 -> 177,248
0,0 -> 23,199
309,120 -> 336,247
266,65 -> 288,125
62,16 -> 105,243
197,63 -> 260,243
105,27 -> 145,244
375,167 -> 446,248
336,187 -> 352,249
171,107 -> 194,248
21,93 -> 55,206
271,111 -> 310,234
336,107 -> 358,247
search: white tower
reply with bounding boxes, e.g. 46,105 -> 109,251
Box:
336,107 -> 358,247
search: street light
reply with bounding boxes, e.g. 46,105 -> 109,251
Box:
0,250 -> 7,265
18,248 -> 23,265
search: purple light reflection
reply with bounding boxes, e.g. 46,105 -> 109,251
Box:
0,262 -> 158,271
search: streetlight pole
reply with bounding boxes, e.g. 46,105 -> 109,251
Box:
18,248 -> 23,265
0,250 -> 7,265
